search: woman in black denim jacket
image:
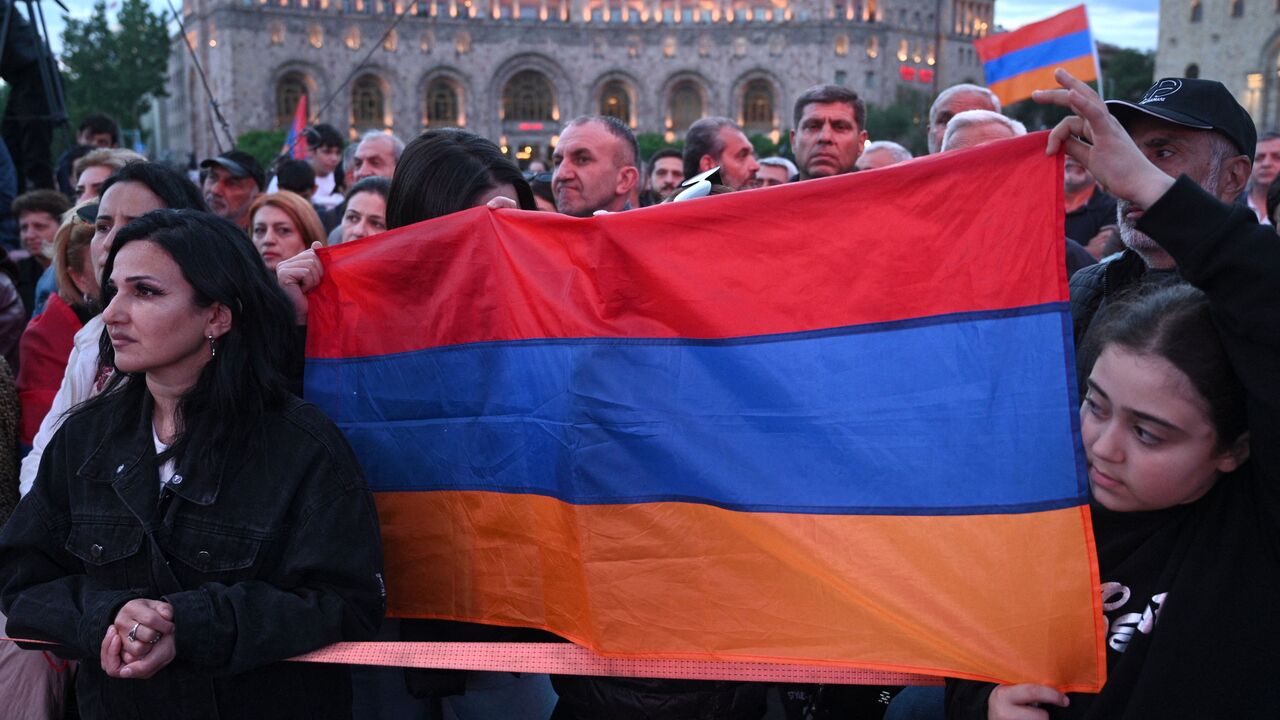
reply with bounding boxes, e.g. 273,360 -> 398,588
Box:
0,210 -> 385,719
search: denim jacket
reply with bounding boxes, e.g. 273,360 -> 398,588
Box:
0,392 -> 385,719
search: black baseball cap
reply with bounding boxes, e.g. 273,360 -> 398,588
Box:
1106,78 -> 1257,158
200,149 -> 267,191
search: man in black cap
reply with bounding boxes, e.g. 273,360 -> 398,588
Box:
1068,77 -> 1255,348
200,149 -> 265,230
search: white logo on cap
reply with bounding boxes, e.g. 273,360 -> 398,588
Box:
1140,79 -> 1182,104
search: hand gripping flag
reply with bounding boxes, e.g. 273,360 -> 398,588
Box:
975,5 -> 1099,106
304,133 -> 1106,691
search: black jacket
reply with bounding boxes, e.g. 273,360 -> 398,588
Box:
1064,187 -> 1117,246
0,393 -> 386,719
1067,247 -> 1149,350
947,175 -> 1280,719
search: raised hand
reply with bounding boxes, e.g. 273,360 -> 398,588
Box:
987,683 -> 1070,720
276,241 -> 326,325
1032,68 -> 1174,209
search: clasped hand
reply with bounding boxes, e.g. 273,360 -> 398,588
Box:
101,598 -> 177,679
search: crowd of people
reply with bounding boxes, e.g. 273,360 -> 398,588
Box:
0,63 -> 1275,720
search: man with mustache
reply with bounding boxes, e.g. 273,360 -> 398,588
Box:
790,85 -> 868,181
1069,77 -> 1255,348
682,117 -> 760,192
200,150 -> 266,231
639,147 -> 684,206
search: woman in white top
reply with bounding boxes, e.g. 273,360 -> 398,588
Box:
19,162 -> 207,495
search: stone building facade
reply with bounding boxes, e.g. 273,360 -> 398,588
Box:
1155,0 -> 1280,131
158,0 -> 995,165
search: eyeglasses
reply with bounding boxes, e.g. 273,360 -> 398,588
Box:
74,203 -> 99,223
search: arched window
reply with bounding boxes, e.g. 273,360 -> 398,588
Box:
599,80 -> 631,123
741,79 -> 773,131
276,72 -> 309,128
352,75 -> 386,128
1185,63 -> 1200,79
425,78 -> 460,127
669,80 -> 703,132
503,70 -> 555,121
1190,0 -> 1203,21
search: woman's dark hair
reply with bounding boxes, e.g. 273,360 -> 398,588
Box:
386,129 -> 535,229
530,175 -> 555,210
1083,284 -> 1247,448
100,161 -> 208,212
347,175 -> 391,202
82,209 -> 295,472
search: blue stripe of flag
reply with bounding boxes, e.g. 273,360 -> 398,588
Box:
983,29 -> 1094,85
306,304 -> 1087,516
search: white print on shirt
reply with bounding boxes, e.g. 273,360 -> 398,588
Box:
1101,582 -> 1168,652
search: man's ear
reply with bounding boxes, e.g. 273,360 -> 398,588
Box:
207,303 -> 234,341
1215,432 -> 1251,474
698,155 -> 717,173
616,166 -> 640,196
1217,155 -> 1252,201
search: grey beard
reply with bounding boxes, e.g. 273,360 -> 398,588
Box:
1116,198 -> 1165,265
1115,160 -> 1222,268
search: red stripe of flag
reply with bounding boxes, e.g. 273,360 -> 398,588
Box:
306,133 -> 1065,359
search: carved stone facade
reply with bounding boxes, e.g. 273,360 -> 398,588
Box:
1155,0 -> 1280,130
158,0 -> 996,164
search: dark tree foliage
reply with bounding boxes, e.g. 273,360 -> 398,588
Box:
60,0 -> 170,134
637,133 -> 682,163
865,86 -> 932,156
1098,44 -> 1156,103
237,129 -> 288,171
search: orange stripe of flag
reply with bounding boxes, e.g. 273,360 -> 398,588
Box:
375,490 -> 1106,691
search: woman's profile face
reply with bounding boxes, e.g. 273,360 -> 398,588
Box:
340,191 -> 387,244
91,181 -> 166,280
252,204 -> 306,271
103,240 -> 219,384
69,245 -> 100,302
1080,345 -> 1245,512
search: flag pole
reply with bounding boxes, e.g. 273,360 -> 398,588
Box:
1084,4 -> 1104,99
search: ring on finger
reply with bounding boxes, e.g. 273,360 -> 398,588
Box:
149,631 -> 164,645
127,622 -> 141,643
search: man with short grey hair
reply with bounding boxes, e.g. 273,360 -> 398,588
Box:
855,141 -> 912,170
756,156 -> 797,187
682,117 -> 760,191
551,115 -> 640,216
939,110 -> 1026,152
927,83 -> 1001,154
351,131 -> 405,181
